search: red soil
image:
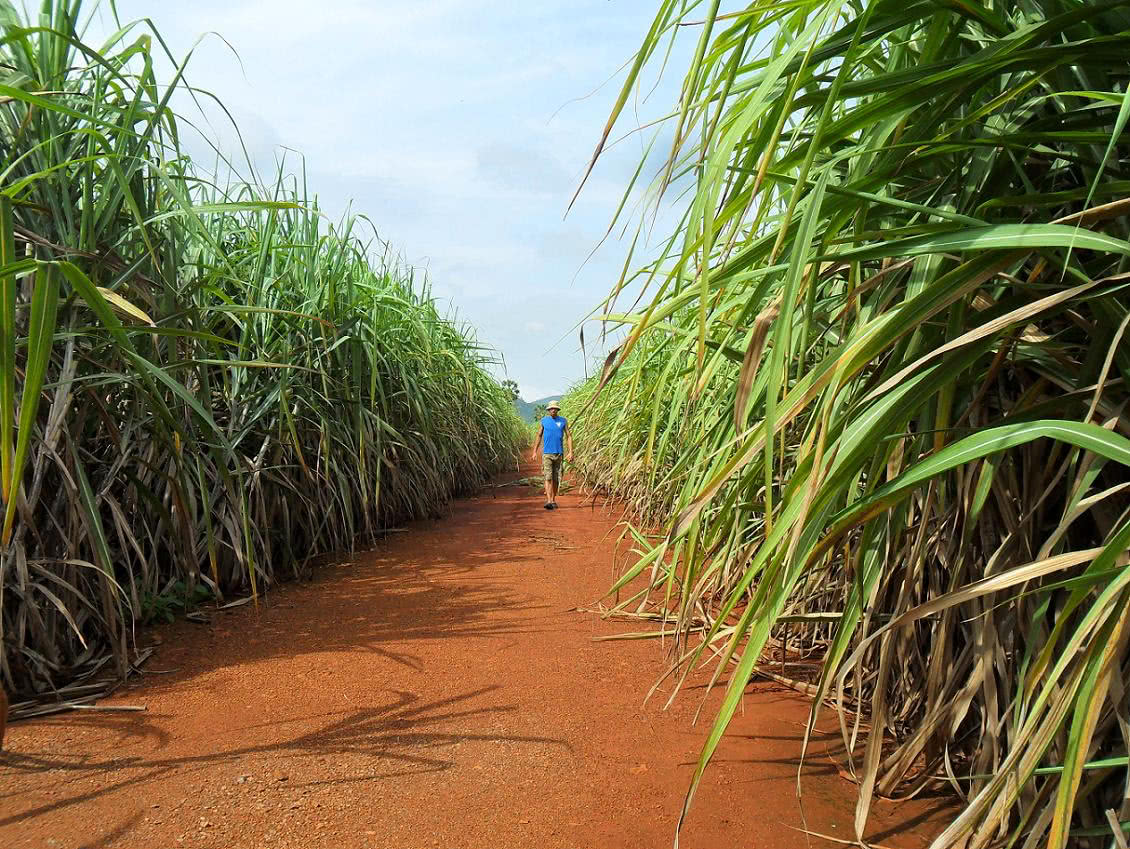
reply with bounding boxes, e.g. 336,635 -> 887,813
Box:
0,466 -> 953,848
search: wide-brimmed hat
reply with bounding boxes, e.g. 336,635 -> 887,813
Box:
546,400 -> 561,410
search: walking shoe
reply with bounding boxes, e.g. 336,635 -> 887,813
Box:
544,502 -> 553,510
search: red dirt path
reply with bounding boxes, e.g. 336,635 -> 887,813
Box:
1,466 -> 953,848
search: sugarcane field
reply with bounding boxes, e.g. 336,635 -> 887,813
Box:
2,1 -> 1130,847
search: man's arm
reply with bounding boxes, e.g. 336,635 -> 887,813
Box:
565,423 -> 574,463
533,423 -> 544,459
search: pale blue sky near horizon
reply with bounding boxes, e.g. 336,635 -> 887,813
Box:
85,0 -> 693,402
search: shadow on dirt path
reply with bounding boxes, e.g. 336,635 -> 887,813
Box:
0,463 -> 953,849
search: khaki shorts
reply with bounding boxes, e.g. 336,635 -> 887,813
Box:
542,453 -> 563,487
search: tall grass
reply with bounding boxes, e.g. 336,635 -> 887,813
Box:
568,1 -> 1130,846
0,0 -> 525,695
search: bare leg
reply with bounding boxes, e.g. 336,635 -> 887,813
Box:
543,475 -> 553,505
549,477 -> 558,504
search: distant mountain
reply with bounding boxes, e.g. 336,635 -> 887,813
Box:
513,394 -> 562,423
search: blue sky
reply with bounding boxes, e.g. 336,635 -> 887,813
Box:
87,1 -> 692,401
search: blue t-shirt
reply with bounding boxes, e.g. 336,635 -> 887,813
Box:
541,415 -> 567,454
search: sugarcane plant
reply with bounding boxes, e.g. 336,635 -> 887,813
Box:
0,0 -> 525,696
566,1 -> 1130,846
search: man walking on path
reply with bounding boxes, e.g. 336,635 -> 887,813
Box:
534,401 -> 573,510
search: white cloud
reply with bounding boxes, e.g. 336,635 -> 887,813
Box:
88,0 -> 693,398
